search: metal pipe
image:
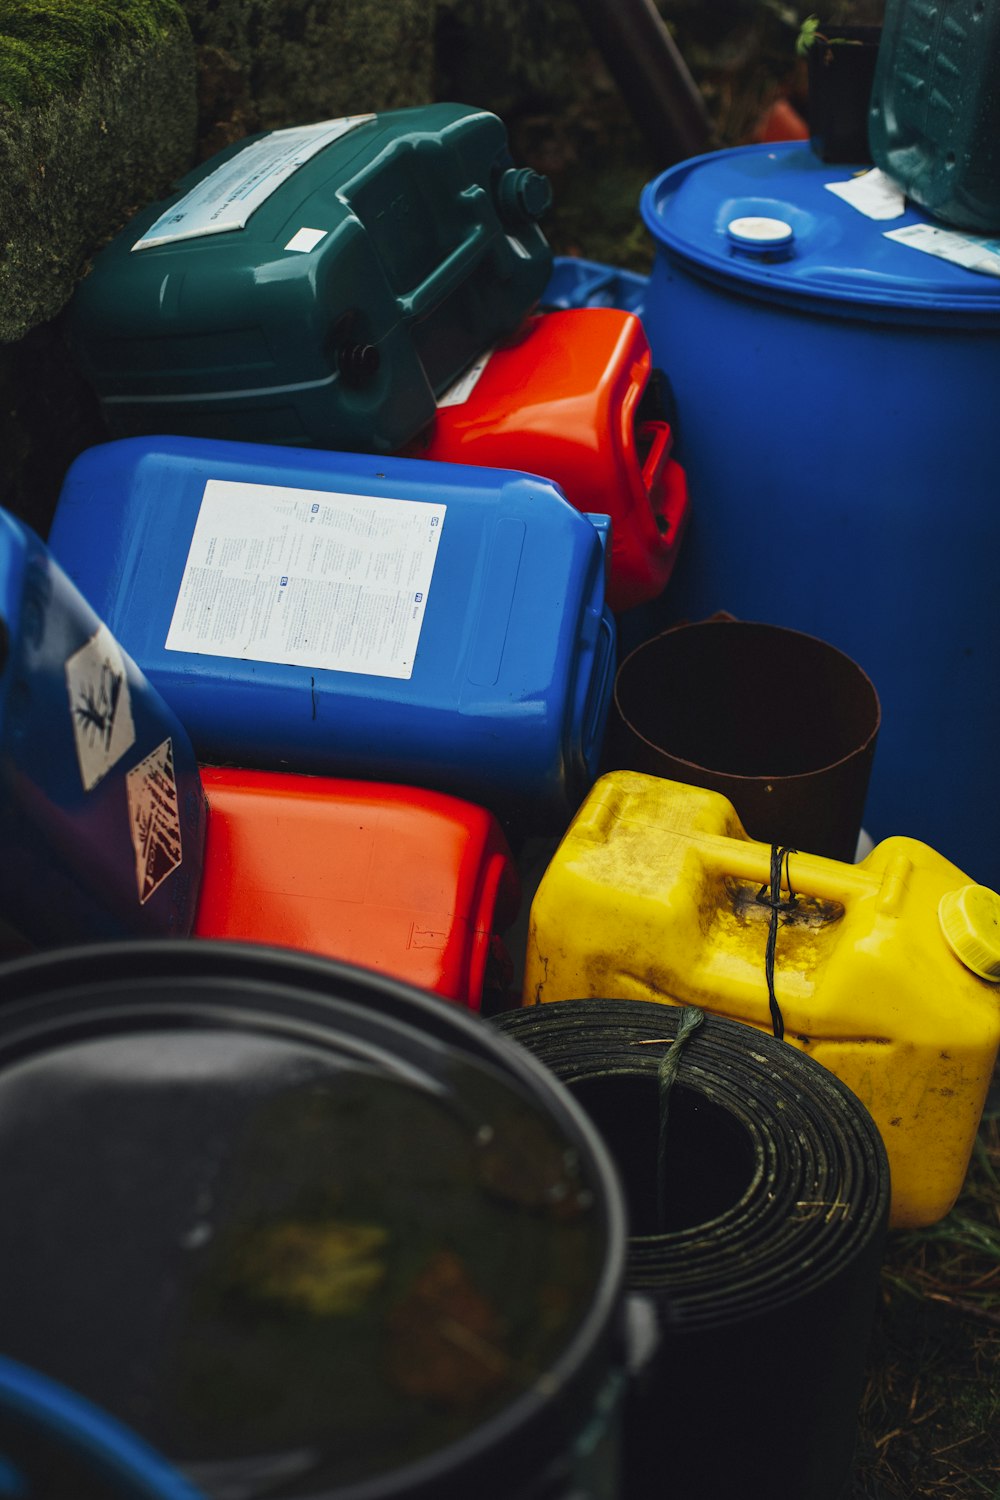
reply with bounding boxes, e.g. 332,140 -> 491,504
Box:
572,0 -> 712,166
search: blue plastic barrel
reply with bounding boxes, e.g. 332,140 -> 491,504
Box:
49,438 -> 615,826
639,142 -> 1000,884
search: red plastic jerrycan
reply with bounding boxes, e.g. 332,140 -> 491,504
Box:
194,768 -> 520,1008
404,308 -> 690,612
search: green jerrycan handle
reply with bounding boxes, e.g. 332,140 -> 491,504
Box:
395,191 -> 492,321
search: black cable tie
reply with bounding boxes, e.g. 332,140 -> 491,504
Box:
764,845 -> 797,1042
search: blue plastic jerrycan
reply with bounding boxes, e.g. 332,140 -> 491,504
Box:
0,509 -> 206,949
48,438 -> 616,826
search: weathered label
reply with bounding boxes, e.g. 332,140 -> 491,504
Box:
165,478 -> 445,680
133,116 -> 374,250
126,738 -> 183,905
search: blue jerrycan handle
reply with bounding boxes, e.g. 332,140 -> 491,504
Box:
0,1355 -> 203,1499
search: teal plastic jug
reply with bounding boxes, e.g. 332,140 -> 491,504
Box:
68,106 -> 553,453
869,0 -> 1000,232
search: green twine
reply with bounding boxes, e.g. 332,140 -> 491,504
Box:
656,1005 -> 704,1232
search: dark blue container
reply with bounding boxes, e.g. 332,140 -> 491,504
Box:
0,508 -> 205,949
49,439 -> 615,825
639,142 -> 1000,884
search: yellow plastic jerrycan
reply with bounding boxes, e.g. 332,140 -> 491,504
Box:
524,772 -> 1000,1228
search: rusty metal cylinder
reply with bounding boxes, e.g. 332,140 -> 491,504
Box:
604,619 -> 880,862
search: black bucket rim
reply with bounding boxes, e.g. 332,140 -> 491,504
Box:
613,617 -> 881,785
0,940 -> 629,1500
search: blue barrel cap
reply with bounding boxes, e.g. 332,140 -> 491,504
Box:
641,141 -> 1000,319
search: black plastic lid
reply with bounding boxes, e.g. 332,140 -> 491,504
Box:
0,942 -> 626,1500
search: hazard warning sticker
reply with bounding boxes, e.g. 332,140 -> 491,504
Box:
65,623 -> 137,791
126,738 -> 183,905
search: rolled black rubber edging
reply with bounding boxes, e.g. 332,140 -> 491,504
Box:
492,1000 -> 891,1500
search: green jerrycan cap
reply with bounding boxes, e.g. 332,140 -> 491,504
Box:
496,168 -> 552,227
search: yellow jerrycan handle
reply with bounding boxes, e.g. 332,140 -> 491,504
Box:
524,771 -> 1000,1228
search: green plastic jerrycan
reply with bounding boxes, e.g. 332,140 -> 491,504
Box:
869,0 -> 1000,233
70,105 -> 553,452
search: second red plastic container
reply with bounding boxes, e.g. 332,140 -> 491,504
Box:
194,769 -> 520,1008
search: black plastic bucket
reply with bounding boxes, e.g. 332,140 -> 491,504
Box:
605,618 -> 881,861
493,1000 -> 890,1500
807,24 -> 881,164
0,942 -> 628,1500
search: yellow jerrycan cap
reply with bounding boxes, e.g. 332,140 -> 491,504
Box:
938,884 -> 1000,981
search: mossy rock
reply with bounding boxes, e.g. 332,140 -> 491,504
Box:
0,4 -> 197,342
182,0 -> 435,141
0,0 -> 187,109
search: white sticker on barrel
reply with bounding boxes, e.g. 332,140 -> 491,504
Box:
825,169 -> 906,220
65,623 -> 137,791
126,737 -> 183,905
132,115 -> 375,251
437,348 -> 495,407
165,478 -> 446,680
883,223 -> 1000,279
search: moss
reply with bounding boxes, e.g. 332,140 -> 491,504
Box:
181,0 -> 435,133
0,0 -> 187,109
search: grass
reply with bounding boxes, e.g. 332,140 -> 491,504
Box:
854,1105 -> 1000,1498
0,0 -> 185,109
